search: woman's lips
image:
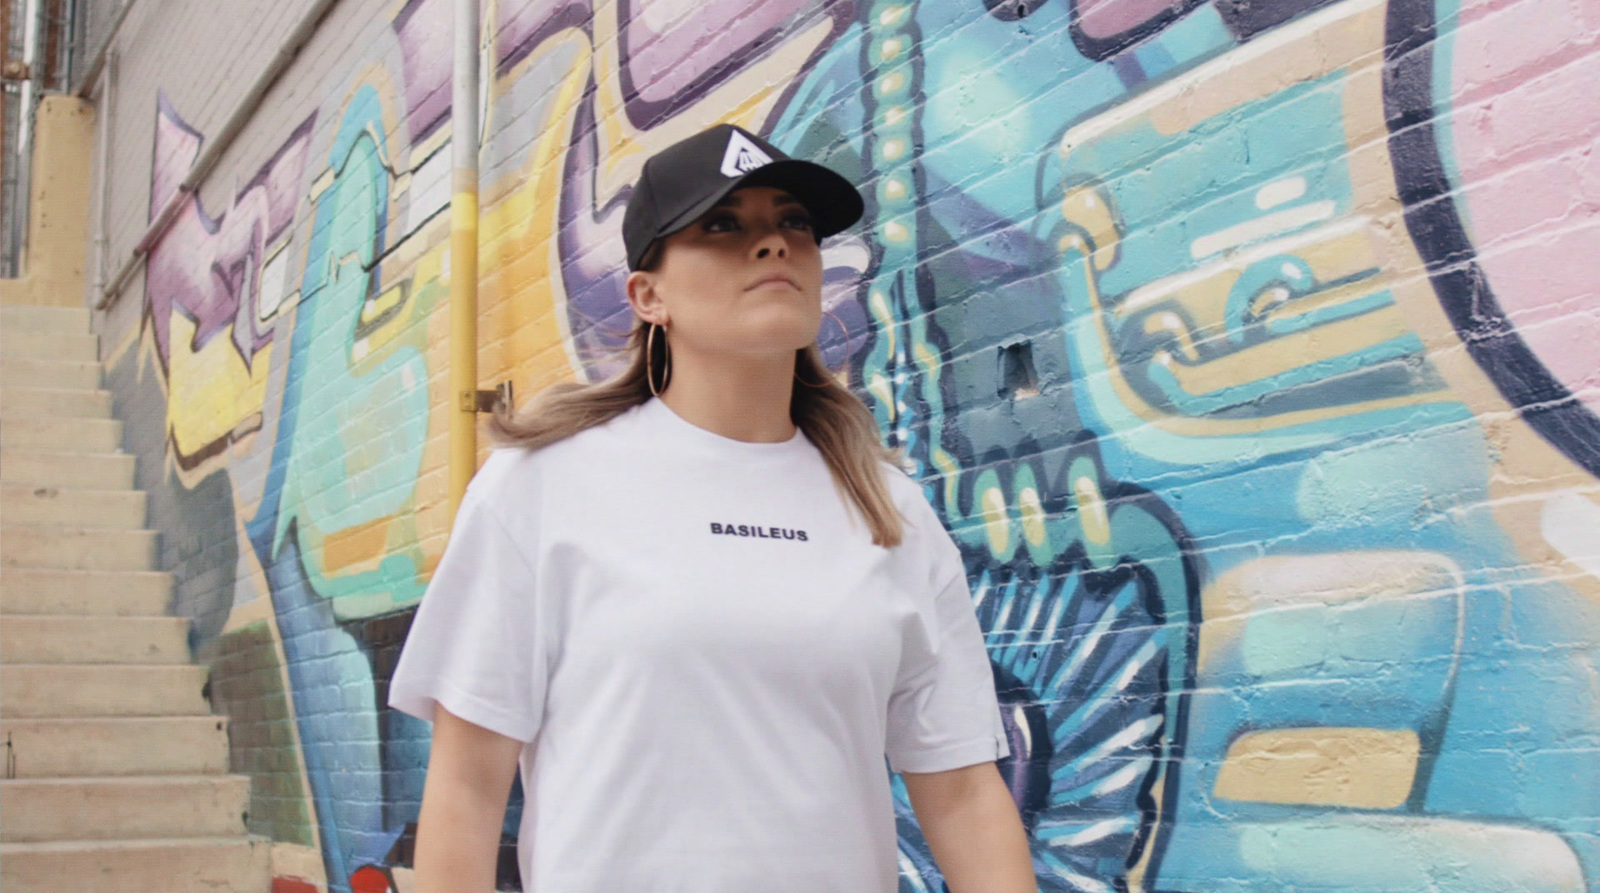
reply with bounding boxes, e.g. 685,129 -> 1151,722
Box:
747,274 -> 800,291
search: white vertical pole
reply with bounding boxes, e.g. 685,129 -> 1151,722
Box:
447,0 -> 481,522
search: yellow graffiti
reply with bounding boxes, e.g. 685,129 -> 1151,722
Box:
1018,485 -> 1048,550
321,514 -> 395,575
981,484 -> 1011,558
1073,474 -> 1112,547
1214,727 -> 1420,809
478,29 -> 591,396
166,312 -> 271,465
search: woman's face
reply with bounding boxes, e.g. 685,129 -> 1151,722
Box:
627,186 -> 825,360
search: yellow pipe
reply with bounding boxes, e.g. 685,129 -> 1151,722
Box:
447,0 -> 481,524
448,186 -> 479,522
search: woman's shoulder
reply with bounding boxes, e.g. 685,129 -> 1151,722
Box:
873,458 -> 965,584
473,421 -> 619,488
479,404 -> 645,477
474,444 -> 542,483
463,447 -> 546,513
462,437 -> 597,531
875,459 -> 953,535
876,457 -> 934,506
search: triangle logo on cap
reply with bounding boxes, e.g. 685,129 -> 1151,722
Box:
719,130 -> 774,178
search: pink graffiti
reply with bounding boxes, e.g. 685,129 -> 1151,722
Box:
1074,0 -> 1184,39
145,92 -> 314,365
1450,0 -> 1600,413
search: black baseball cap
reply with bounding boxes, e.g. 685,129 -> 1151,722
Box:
622,124 -> 864,271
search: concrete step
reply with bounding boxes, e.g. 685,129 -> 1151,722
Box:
0,716 -> 229,778
0,305 -> 90,334
1,614 -> 189,664
0,775 -> 250,842
1,526 -> 158,571
0,450 -> 134,489
0,835 -> 271,893
0,485 -> 146,528
0,568 -> 172,615
0,415 -> 122,451
0,386 -> 112,418
1,664 -> 208,718
0,330 -> 98,362
0,357 -> 101,389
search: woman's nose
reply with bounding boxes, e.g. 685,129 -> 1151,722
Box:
754,229 -> 788,260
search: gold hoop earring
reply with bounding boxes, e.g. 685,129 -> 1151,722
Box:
646,322 -> 671,396
645,322 -> 660,396
661,325 -> 672,391
796,367 -> 833,388
817,307 -> 847,348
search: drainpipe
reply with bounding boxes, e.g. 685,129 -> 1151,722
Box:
91,48 -> 113,301
10,0 -> 42,275
448,0 -> 480,522
62,0 -> 78,87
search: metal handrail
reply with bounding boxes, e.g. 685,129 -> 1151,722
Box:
72,0 -> 135,99
93,0 -> 342,311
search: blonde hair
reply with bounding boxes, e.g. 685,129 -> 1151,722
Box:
488,321 -> 906,547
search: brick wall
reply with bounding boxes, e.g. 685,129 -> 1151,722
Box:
84,0 -> 1600,891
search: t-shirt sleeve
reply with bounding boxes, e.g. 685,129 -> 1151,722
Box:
388,463 -> 547,743
885,522 -> 1011,774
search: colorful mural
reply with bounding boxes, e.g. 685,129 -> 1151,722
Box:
105,0 -> 1598,890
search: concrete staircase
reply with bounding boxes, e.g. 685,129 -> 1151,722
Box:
0,305 -> 270,891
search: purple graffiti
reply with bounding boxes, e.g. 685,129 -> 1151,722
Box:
496,0 -> 590,77
557,104 -> 635,382
1063,0 -> 1337,60
145,92 -> 314,366
622,0 -> 815,103
616,0 -> 852,127
392,0 -> 452,141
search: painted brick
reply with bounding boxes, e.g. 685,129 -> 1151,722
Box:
52,0 -> 1600,890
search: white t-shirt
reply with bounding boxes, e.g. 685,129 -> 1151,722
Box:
389,396 -> 1009,892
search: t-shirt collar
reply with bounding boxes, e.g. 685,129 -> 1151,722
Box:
636,396 -> 812,460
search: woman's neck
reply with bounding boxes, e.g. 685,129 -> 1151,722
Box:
657,346 -> 798,443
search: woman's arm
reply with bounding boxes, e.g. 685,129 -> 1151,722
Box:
413,705 -> 526,893
903,761 -> 1037,893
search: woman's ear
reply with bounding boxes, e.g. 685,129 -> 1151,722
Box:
625,270 -> 667,326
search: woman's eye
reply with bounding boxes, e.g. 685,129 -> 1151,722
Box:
699,211 -> 813,234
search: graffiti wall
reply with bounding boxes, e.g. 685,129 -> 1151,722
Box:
92,0 -> 1599,890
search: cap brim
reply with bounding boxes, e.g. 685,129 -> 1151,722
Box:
654,158 -> 865,247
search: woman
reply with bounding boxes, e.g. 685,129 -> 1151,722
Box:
389,124 -> 1036,892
